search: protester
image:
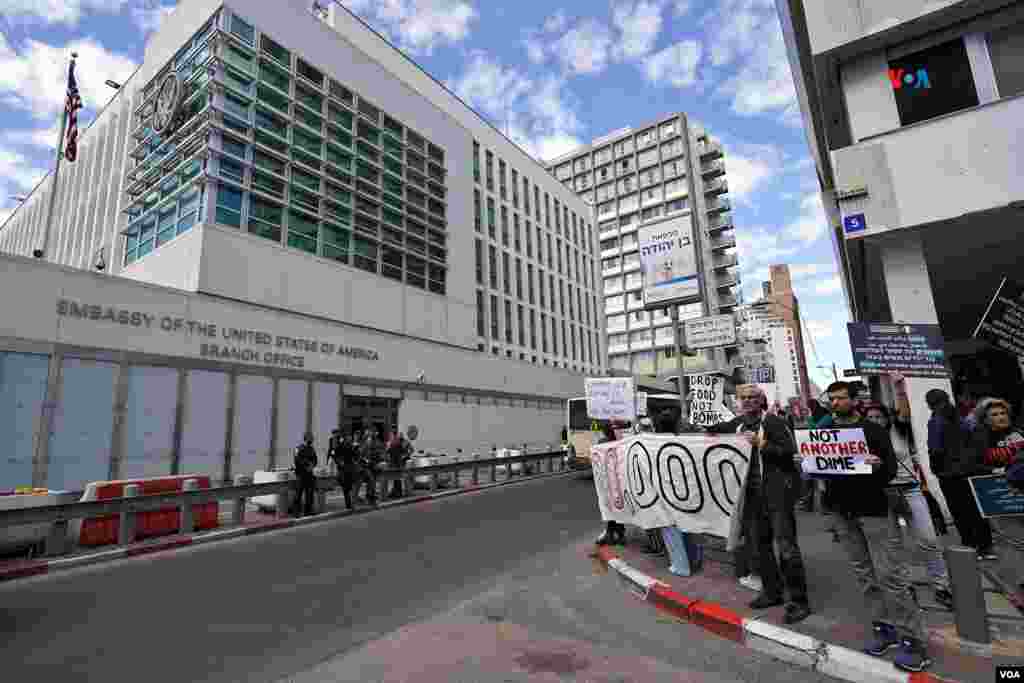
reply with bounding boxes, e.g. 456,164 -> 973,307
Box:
926,389 -> 995,560
706,384 -> 810,624
360,430 -> 384,503
386,427 -> 413,499
293,431 -> 318,517
595,421 -> 627,546
861,373 -> 952,609
331,431 -> 362,510
819,381 -> 933,672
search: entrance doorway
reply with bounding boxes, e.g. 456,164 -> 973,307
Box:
342,396 -> 399,441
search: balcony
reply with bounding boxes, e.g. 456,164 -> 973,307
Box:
702,159 -> 725,178
608,343 -> 630,355
717,292 -> 738,310
707,215 -> 734,234
601,246 -> 621,259
704,177 -> 728,196
711,253 -> 738,270
599,226 -> 619,242
621,255 -> 642,273
699,138 -> 723,159
606,321 -> 627,334
715,270 -> 740,290
706,197 -> 731,215
708,233 -> 733,252
620,240 -> 639,255
602,263 -> 622,276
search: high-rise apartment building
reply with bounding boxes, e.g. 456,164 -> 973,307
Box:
545,116 -> 740,380
760,265 -> 812,401
0,0 -> 602,490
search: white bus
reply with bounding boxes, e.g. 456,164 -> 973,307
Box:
563,393 -> 681,470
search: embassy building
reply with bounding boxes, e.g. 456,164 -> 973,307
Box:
0,0 -> 604,491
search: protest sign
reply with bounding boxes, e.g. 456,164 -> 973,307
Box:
590,434 -> 751,546
585,377 -> 636,421
968,475 -> 1024,518
796,428 -> 873,475
688,374 -> 734,427
973,278 -> 1024,359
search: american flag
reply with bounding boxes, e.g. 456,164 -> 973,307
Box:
63,58 -> 83,162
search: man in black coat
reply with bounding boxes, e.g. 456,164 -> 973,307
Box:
293,431 -> 318,517
706,384 -> 810,624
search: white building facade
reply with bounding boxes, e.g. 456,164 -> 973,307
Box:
545,118 -> 739,380
0,0 -> 604,491
776,0 -> 1024,496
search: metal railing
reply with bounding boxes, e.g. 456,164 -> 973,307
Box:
1,450 -> 570,558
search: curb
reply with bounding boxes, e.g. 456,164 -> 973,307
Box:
0,468 -> 576,584
591,547 -> 959,683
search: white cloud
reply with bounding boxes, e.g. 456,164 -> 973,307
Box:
0,146 -> 47,192
642,40 -> 701,88
554,19 -> 614,75
813,276 -> 843,296
2,124 -> 62,150
611,1 -> 665,60
804,318 -> 837,340
131,1 -> 176,33
448,54 -> 583,162
341,0 -> 478,55
543,11 -> 569,33
717,141 -> 783,204
0,0 -> 128,27
788,263 -> 836,281
0,34 -> 138,121
784,193 -> 827,243
673,0 -> 692,16
523,35 -> 547,64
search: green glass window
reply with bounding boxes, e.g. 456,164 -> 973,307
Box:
258,60 -> 290,92
255,107 -> 288,137
292,167 -> 319,192
293,128 -> 322,157
329,105 -> 353,129
383,176 -> 402,196
157,207 -> 177,246
295,85 -> 323,113
255,130 -> 287,154
290,185 -> 319,213
328,127 -> 352,148
381,114 -> 403,137
224,67 -> 254,96
296,58 -> 323,87
260,34 -> 290,67
230,14 -> 255,44
326,146 -> 352,172
382,193 -> 402,211
223,136 -> 248,160
383,156 -> 402,177
325,201 -> 351,225
357,140 -> 379,164
249,196 -> 283,242
325,183 -> 350,205
356,160 -> 378,184
356,119 -> 379,145
295,106 -> 322,132
160,175 -> 180,199
382,207 -> 403,228
381,245 -> 403,281
257,84 -> 289,114
382,134 -> 403,158
287,209 -> 318,254
322,221 -> 350,252
353,236 -> 377,273
329,80 -> 353,105
325,168 -> 352,187
215,184 -> 243,227
292,149 -> 321,171
226,46 -> 254,75
253,150 -> 285,175
252,170 -> 285,197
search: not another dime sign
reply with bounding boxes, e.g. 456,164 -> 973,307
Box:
797,428 -> 872,475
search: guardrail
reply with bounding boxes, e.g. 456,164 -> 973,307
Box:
0,450 -> 570,558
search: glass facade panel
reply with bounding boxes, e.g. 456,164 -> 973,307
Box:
121,365 -> 178,480
47,358 -> 117,491
180,369 -> 229,481
0,352 -> 49,489
233,375 -> 272,474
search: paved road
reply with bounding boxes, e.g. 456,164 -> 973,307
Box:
1,474 -> 830,683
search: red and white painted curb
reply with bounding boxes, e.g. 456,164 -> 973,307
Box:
593,546 -> 956,683
0,469 -> 574,584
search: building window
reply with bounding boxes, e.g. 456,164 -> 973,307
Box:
475,239 -> 484,284
527,264 -> 535,303
485,150 -> 494,191
490,295 -> 500,340
503,252 -> 511,294
215,184 -> 243,228
474,189 -> 482,233
888,37 -> 979,127
538,273 -> 545,308
505,300 -> 513,344
517,304 -> 525,346
487,197 -> 496,238
541,313 -> 548,352
513,213 -> 521,252
516,258 -> 523,300
473,141 -> 481,183
488,245 -> 498,289
988,20 -> 1024,99
501,206 -> 509,246
530,310 -> 537,350
499,160 -> 507,199
525,220 -> 533,257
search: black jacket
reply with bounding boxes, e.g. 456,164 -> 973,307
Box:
814,417 -> 898,517
294,443 -> 317,479
707,414 -> 799,508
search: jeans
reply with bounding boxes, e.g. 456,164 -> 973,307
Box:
939,476 -> 993,551
837,488 -> 938,640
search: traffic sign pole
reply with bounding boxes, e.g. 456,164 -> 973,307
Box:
672,306 -> 689,425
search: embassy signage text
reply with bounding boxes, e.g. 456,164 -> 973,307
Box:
56,299 -> 380,369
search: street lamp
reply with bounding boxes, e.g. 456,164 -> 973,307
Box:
9,195 -> 27,203
105,79 -> 122,90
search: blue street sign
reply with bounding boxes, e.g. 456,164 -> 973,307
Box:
843,213 -> 866,234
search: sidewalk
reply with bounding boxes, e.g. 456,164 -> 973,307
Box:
0,466 -> 566,582
595,511 -> 1023,683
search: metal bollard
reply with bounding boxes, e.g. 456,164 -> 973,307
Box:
119,484 -> 141,545
233,475 -> 252,524
944,545 -> 990,644
180,478 -> 200,533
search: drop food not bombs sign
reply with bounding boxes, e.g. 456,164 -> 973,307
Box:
796,428 -> 872,475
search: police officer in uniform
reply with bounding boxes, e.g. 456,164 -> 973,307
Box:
294,431 -> 318,516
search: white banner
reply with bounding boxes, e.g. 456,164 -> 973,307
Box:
685,314 -> 737,349
590,434 -> 751,546
797,428 -> 872,475
639,220 -> 699,306
585,377 -> 636,421
687,374 -> 734,427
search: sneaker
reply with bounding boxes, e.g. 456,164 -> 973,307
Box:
864,621 -> 900,656
977,548 -> 998,561
739,575 -> 763,592
934,588 -> 954,610
748,594 -> 784,609
894,637 -> 932,672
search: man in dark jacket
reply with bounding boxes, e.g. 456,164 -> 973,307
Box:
331,431 -> 364,510
821,381 -> 932,672
707,384 -> 811,624
293,431 -> 318,517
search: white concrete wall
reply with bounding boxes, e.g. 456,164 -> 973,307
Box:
121,223 -> 205,292
802,0 -> 964,55
840,49 -> 901,141
399,399 -> 562,456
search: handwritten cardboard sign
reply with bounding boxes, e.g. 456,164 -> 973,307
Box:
796,428 -> 872,475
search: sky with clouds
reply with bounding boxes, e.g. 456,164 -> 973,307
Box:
0,0 -> 855,388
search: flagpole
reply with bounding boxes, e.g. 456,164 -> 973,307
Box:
34,52 -> 76,260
